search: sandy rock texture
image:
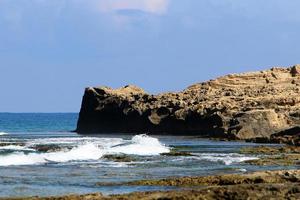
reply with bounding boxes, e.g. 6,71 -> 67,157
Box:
76,65 -> 300,143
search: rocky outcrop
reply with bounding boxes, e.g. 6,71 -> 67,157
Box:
76,65 -> 300,142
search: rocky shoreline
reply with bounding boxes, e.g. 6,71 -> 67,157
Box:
3,145 -> 299,200
5,169 -> 300,200
241,145 -> 300,166
76,65 -> 300,145
2,145 -> 299,199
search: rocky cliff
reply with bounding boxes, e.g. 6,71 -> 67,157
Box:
76,65 -> 300,143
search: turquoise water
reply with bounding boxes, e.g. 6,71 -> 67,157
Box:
0,113 -> 294,198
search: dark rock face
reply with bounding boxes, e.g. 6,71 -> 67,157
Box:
76,65 -> 300,142
77,85 -> 226,136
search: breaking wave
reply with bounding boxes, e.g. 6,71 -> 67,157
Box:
0,134 -> 170,166
194,153 -> 258,165
0,145 -> 35,151
107,134 -> 170,156
0,132 -> 8,136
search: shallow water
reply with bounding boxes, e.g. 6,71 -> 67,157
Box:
0,113 -> 296,197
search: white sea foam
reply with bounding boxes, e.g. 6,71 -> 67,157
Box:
0,152 -> 46,166
44,143 -> 104,162
194,153 -> 258,165
0,143 -> 103,166
0,145 -> 35,151
29,137 -> 124,148
0,134 -> 170,166
107,134 -> 170,156
0,132 -> 8,136
237,168 -> 247,172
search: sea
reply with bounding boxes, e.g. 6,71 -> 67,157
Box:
0,113 -> 295,197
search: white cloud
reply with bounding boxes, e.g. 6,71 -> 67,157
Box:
98,0 -> 170,15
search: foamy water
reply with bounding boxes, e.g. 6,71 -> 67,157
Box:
107,134 -> 170,156
0,134 -> 170,166
0,145 -> 35,151
193,153 -> 258,165
0,113 -> 292,197
0,134 -> 259,167
0,132 -> 8,136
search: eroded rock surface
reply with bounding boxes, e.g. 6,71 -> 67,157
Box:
241,145 -> 300,166
77,65 -> 300,142
7,184 -> 300,200
124,169 -> 300,187
7,170 -> 300,200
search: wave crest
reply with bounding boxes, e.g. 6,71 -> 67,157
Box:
0,132 -> 8,136
0,134 -> 170,166
194,153 -> 258,165
107,134 -> 170,156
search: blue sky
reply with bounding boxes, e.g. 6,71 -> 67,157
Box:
1,0 -> 300,112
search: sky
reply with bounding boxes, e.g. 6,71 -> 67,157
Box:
1,0 -> 300,112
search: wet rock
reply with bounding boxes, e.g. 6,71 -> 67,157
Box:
240,145 -> 300,154
2,193 -> 104,200
76,65 -> 300,143
102,154 -> 136,162
5,184 -> 300,200
107,184 -> 300,200
125,169 -> 300,186
32,145 -> 70,153
240,145 -> 300,166
245,154 -> 300,166
5,170 -> 300,200
160,151 -> 194,157
0,142 -> 25,147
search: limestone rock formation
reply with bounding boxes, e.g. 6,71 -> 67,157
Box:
76,65 -> 300,142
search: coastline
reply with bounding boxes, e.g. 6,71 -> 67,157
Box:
3,65 -> 300,198
76,66 -> 300,146
2,145 -> 299,200
4,169 -> 299,200
2,1 -> 300,199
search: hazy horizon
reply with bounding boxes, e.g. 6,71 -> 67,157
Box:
1,0 -> 300,112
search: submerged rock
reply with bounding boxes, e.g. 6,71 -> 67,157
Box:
102,154 -> 136,162
124,169 -> 300,186
240,145 -> 300,166
0,142 -> 25,147
240,145 -> 300,155
160,151 -> 194,157
245,154 -> 300,166
4,170 -> 300,200
110,183 -> 300,200
76,66 -> 300,143
6,184 -> 300,200
32,144 -> 69,153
